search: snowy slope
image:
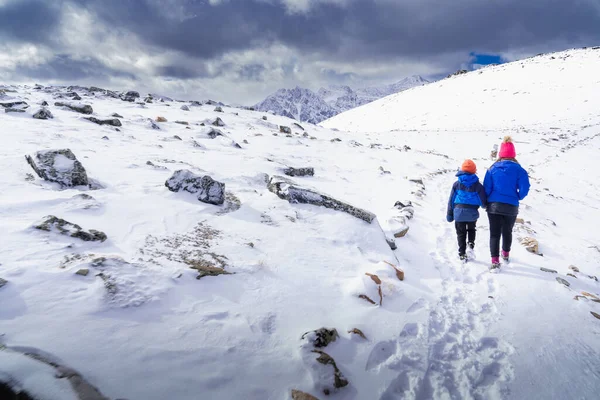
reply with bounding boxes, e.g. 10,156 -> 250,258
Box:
255,76 -> 428,124
1,47 -> 600,400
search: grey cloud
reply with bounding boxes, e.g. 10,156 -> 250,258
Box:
71,0 -> 600,61
18,54 -> 136,81
0,0 -> 63,42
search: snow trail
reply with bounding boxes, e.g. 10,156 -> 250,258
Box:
379,174 -> 514,400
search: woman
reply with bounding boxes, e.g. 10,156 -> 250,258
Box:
483,136 -> 530,270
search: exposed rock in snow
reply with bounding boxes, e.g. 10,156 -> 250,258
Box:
165,169 -> 225,205
75,268 -> 89,276
212,117 -> 225,127
54,102 -> 93,114
268,175 -> 375,223
33,108 -> 53,119
301,328 -> 339,348
111,112 -> 123,118
4,108 -> 25,113
120,91 -> 140,102
0,278 -> 7,289
147,118 -> 160,130
205,127 -> 224,139
214,106 -> 223,112
0,345 -> 110,400
156,116 -> 167,122
0,101 -> 29,110
180,105 -> 190,111
25,149 -> 89,187
291,389 -> 320,400
33,216 -> 107,242
280,125 -> 292,134
284,167 -> 314,177
84,117 -> 122,127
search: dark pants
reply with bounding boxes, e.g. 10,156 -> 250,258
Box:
488,213 -> 517,257
455,221 -> 476,255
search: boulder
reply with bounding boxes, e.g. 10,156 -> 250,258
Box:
268,176 -> 375,223
212,117 -> 225,127
0,101 -> 29,109
33,108 -> 54,119
75,268 -> 89,276
4,108 -> 25,113
165,169 -> 225,205
262,116 -> 268,120
280,125 -> 292,134
393,226 -> 410,238
301,328 -> 339,348
85,117 -> 122,127
54,102 -> 93,114
156,116 -> 167,122
214,106 -> 223,112
181,105 -> 190,111
41,100 -> 49,106
34,216 -> 107,242
120,91 -> 140,102
284,167 -> 314,177
25,149 -> 89,187
206,128 -> 224,139
111,113 -> 123,118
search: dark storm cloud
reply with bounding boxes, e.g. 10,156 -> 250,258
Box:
0,0 -> 62,42
156,64 -> 211,79
18,54 -> 136,81
69,0 -> 600,61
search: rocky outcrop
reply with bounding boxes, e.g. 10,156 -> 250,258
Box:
268,176 -> 375,223
33,108 -> 53,119
165,170 -> 225,205
34,216 -> 107,242
181,105 -> 190,111
284,167 -> 314,177
120,91 -> 140,102
212,117 -> 225,127
0,101 -> 29,110
280,125 -> 292,134
206,128 -> 224,139
4,108 -> 25,113
84,117 -> 122,127
54,102 -> 93,114
214,106 -> 223,112
25,149 -> 89,187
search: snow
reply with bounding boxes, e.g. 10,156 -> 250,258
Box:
1,47 -> 600,399
50,154 -> 76,172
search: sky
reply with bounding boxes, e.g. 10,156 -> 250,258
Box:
1,0 -> 599,105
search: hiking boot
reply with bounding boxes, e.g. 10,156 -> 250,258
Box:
468,242 -> 475,250
459,254 -> 467,262
490,262 -> 501,271
501,250 -> 510,262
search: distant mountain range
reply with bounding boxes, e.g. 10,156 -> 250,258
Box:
253,75 -> 429,124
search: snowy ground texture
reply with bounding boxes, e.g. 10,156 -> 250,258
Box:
1,47 -> 600,400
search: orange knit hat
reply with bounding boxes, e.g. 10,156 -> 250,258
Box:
461,159 -> 477,174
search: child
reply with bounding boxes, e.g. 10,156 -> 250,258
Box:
447,159 -> 488,261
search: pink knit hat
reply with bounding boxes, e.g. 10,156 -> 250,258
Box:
498,136 -> 516,158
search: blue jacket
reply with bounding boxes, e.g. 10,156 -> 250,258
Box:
483,160 -> 530,207
447,172 -> 487,222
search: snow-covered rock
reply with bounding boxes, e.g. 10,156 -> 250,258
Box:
54,101 -> 93,115
33,215 -> 107,242
25,149 -> 89,187
165,169 -> 225,205
267,175 -> 376,223
84,117 -> 122,127
33,108 -> 53,119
